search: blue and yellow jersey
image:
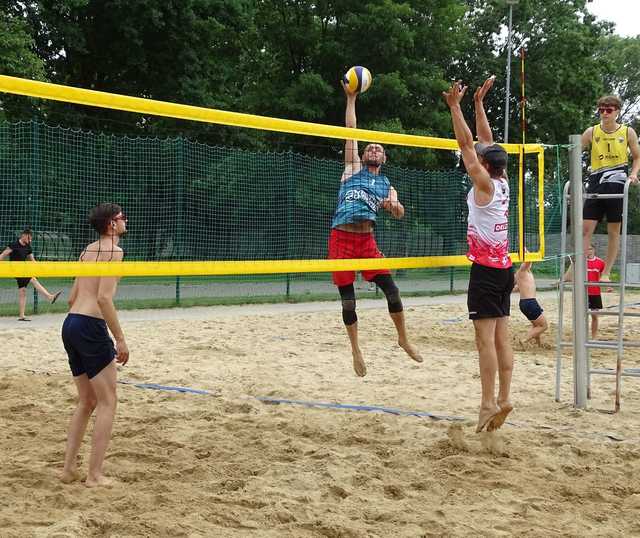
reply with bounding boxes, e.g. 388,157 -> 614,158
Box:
331,169 -> 391,228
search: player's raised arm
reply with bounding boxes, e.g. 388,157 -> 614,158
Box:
341,82 -> 361,181
443,81 -> 493,198
474,76 -> 495,145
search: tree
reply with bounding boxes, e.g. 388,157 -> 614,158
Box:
461,0 -> 612,146
598,35 -> 640,122
13,0 -> 256,138
0,8 -> 46,120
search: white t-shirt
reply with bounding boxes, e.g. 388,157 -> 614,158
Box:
466,178 -> 511,269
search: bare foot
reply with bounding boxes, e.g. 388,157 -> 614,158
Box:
60,469 -> 81,484
85,475 -> 115,488
487,401 -> 514,432
352,349 -> 366,377
476,404 -> 500,433
399,339 -> 423,363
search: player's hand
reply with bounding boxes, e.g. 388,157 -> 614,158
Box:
341,81 -> 358,98
381,187 -> 398,209
442,80 -> 468,108
474,75 -> 495,103
629,174 -> 638,184
115,338 -> 129,365
387,187 -> 398,202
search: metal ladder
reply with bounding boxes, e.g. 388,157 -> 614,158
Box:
555,178 -> 640,411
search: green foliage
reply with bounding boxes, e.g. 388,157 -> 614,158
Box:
0,9 -> 46,120
462,0 -> 612,145
3,0 -> 638,149
598,35 -> 640,122
1,0 -> 640,237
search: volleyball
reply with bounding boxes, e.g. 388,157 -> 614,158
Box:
342,66 -> 372,94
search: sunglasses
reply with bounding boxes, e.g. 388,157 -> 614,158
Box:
113,213 -> 128,222
598,107 -> 617,114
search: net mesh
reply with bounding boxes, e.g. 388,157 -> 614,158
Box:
0,75 -> 548,311
0,120 -> 485,263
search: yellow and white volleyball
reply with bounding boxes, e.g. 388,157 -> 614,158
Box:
342,66 -> 372,94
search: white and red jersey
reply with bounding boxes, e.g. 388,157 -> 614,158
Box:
467,178 -> 511,269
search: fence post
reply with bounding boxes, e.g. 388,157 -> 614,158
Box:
175,138 -> 185,305
31,121 -> 41,315
285,152 -> 293,301
555,144 -> 562,279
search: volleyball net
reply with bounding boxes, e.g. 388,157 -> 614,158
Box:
0,75 -> 544,279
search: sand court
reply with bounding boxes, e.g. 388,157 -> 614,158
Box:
2,293 -> 640,537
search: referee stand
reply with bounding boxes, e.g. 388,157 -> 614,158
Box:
555,135 -> 639,412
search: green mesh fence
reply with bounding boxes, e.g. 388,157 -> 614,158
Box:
536,144 -> 570,279
0,120 -> 549,313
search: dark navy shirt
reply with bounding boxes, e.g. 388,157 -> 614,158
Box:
8,240 -> 32,261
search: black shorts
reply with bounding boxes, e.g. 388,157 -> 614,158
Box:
15,278 -> 31,289
588,295 -> 603,310
583,180 -> 624,224
519,298 -> 544,321
467,263 -> 514,320
62,313 -> 115,379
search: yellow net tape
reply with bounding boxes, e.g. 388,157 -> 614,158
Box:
0,75 -> 540,152
0,253 -> 542,278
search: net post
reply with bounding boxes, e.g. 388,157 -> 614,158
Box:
569,134 -> 587,409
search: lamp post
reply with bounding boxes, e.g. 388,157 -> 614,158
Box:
504,0 -> 519,143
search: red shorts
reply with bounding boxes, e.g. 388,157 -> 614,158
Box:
328,228 -> 391,287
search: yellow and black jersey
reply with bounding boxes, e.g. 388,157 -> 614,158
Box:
589,123 -> 629,184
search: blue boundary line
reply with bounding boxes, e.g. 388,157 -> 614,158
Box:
256,396 -> 466,422
117,381 -> 466,422
118,380 -> 213,395
111,382 -> 634,438
15,370 -> 636,441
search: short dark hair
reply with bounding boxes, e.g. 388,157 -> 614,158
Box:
486,163 -> 505,177
363,143 -> 386,155
20,228 -> 33,237
89,203 -> 122,235
475,143 -> 508,176
597,95 -> 622,109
